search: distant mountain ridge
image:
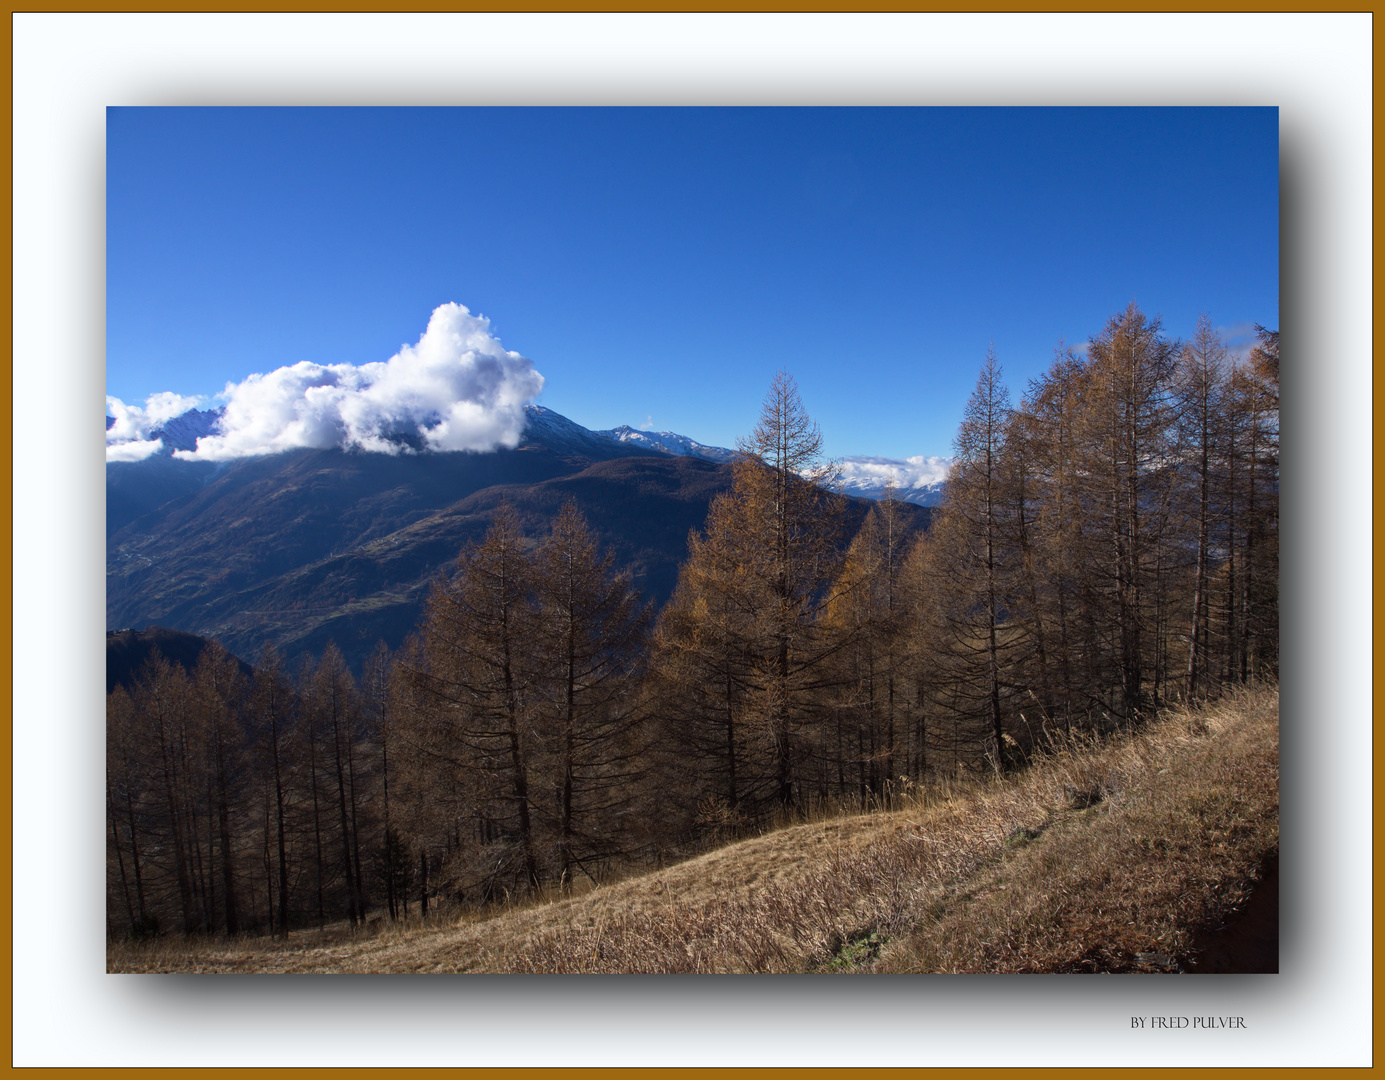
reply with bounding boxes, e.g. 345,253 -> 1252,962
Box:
593,423 -> 740,464
835,455 -> 950,507
105,407 -> 225,456
106,403 -> 948,504
151,407 -> 225,453
518,405 -> 675,462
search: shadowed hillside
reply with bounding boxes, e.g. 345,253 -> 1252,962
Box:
107,685 -> 1277,974
106,626 -> 252,693
107,442 -> 931,671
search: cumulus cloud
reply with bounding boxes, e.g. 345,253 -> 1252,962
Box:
838,454 -> 952,492
179,303 -> 544,460
640,415 -> 655,431
106,436 -> 165,462
104,303 -> 544,463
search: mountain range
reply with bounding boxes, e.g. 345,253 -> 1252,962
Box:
593,423 -> 740,465
110,403 -> 949,504
107,404 -> 936,672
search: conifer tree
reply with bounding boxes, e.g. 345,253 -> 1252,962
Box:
1175,315 -> 1230,700
107,685 -> 150,935
823,488 -> 914,801
1076,304 -> 1179,717
1021,348 -> 1092,730
532,500 -> 651,886
999,398 -> 1056,736
294,655 -> 328,927
311,643 -> 365,925
134,651 -> 200,932
408,502 -> 543,893
647,489 -> 763,823
250,644 -> 293,935
930,348 -> 1016,768
658,373 -> 846,816
734,372 -> 848,807
193,641 -> 249,935
1240,324 -> 1280,679
362,641 -> 399,920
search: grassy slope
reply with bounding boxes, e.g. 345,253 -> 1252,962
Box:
108,685 -> 1278,975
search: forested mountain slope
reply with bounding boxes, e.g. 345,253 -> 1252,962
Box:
107,432 -> 928,671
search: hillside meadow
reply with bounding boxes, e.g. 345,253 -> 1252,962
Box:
109,683 -> 1277,975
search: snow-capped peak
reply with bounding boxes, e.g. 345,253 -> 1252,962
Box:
107,401 -> 950,505
596,425 -> 739,465
835,455 -> 951,506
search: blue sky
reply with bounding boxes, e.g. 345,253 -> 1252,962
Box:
107,106 -> 1278,460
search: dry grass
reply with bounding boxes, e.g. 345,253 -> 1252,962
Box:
108,685 -> 1278,974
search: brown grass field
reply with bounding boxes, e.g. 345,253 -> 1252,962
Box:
108,684 -> 1278,974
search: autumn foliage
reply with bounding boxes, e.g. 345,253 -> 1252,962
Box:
107,307 -> 1278,942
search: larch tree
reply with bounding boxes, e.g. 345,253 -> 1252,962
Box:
999,398 -> 1057,734
107,685 -> 150,935
407,502 -> 543,895
733,371 -> 848,808
362,641 -> 402,920
1222,332 -> 1280,685
1174,315 -> 1230,700
312,643 -> 366,926
648,372 -> 847,820
1241,323 -> 1280,679
931,348 -> 1016,769
822,486 -> 914,802
294,654 -> 328,927
193,641 -> 250,936
646,488 -> 764,828
250,644 -> 294,936
897,528 -> 940,780
531,500 -> 651,887
1021,348 -> 1095,731
1075,304 -> 1179,718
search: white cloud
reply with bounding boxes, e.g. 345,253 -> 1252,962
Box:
105,391 -> 204,462
105,391 -> 202,443
1216,321 -> 1261,364
105,437 -> 164,462
104,303 -> 543,463
838,454 -> 951,492
640,414 -> 655,431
